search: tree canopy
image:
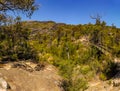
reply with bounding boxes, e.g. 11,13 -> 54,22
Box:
0,0 -> 38,17
0,0 -> 38,61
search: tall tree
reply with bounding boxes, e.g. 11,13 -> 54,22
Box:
0,0 -> 38,61
90,14 -> 102,25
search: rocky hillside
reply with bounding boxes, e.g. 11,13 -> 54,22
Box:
0,21 -> 120,91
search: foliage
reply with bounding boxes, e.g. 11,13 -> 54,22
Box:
0,0 -> 38,62
21,20 -> 120,90
0,20 -> 38,62
0,0 -> 38,17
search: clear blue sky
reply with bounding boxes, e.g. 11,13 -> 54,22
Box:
24,0 -> 120,27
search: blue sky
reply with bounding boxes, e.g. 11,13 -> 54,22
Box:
24,0 -> 120,27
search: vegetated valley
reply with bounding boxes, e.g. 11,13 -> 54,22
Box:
0,19 -> 120,91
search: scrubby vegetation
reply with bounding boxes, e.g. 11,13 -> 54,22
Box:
0,18 -> 120,90
1,19 -> 119,90
27,20 -> 119,90
0,0 -> 38,62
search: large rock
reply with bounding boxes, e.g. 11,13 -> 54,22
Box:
0,62 -> 64,91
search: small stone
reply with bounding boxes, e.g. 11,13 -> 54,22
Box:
0,77 -> 8,91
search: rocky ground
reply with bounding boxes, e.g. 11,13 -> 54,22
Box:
85,80 -> 120,91
0,61 -> 64,91
86,58 -> 120,91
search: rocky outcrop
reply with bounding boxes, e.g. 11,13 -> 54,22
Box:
0,61 -> 64,91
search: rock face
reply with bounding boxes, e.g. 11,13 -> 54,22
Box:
0,61 -> 64,91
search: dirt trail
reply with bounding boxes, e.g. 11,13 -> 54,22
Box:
0,61 -> 64,91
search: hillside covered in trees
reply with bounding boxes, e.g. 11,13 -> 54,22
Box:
0,19 -> 120,90
0,0 -> 120,91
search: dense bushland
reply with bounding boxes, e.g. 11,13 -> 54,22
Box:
0,20 -> 120,90
22,20 -> 120,90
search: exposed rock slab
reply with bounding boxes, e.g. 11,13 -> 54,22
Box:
0,62 -> 64,91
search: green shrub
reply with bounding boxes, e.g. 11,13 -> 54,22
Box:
99,73 -> 107,81
80,65 -> 91,75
